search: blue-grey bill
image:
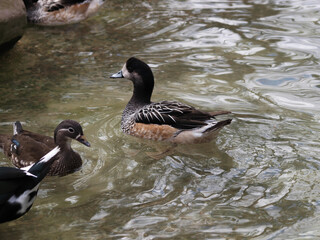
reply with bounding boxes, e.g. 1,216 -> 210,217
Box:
110,70 -> 123,78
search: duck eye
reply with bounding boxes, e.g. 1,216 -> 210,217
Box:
68,127 -> 75,133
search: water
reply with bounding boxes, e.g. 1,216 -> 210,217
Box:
1,0 -> 320,239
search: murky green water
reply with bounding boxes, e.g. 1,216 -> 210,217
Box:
1,0 -> 320,239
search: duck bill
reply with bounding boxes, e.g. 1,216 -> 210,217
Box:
110,70 -> 124,78
77,135 -> 91,147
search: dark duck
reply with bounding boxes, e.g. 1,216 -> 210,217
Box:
0,146 -> 60,223
111,57 -> 232,144
0,120 -> 90,176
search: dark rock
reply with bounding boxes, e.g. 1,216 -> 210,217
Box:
0,0 -> 27,53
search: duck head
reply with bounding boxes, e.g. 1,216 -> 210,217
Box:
111,57 -> 154,103
54,120 -> 90,148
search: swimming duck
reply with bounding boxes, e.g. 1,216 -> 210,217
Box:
0,120 -> 90,176
0,146 -> 60,223
110,57 -> 232,144
23,0 -> 105,25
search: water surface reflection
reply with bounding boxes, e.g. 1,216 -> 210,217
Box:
1,0 -> 320,239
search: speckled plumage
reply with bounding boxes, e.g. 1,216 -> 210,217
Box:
111,57 -> 232,144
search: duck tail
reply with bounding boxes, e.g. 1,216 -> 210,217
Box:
13,121 -> 23,135
204,119 -> 232,133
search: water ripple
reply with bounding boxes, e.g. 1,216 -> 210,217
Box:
1,0 -> 320,239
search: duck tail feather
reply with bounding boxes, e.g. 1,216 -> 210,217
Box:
13,121 -> 23,135
204,119 -> 232,133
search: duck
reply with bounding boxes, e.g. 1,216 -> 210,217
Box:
0,146 -> 60,223
0,120 -> 90,176
110,57 -> 232,144
22,0 -> 105,25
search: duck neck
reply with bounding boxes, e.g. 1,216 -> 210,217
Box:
55,136 -> 72,152
131,89 -> 151,105
127,76 -> 154,111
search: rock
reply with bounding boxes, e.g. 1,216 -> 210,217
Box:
0,0 -> 26,53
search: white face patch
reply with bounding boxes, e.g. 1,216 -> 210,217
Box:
121,63 -> 131,79
8,183 -> 40,214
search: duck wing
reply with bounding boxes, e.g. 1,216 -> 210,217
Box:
135,101 -> 224,130
0,168 -> 36,204
17,130 -> 55,149
11,134 -> 53,168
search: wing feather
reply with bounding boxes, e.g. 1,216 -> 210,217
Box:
134,101 -> 219,130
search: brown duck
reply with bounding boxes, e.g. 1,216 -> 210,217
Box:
0,120 -> 90,176
23,0 -> 105,25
